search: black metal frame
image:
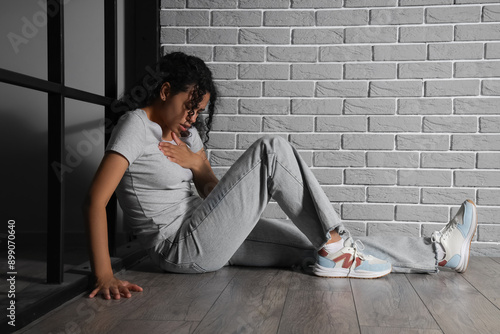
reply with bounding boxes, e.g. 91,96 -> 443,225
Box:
0,0 -> 159,284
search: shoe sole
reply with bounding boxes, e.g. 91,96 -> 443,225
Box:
456,199 -> 478,273
313,264 -> 392,279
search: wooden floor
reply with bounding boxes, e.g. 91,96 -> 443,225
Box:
16,256 -> 500,334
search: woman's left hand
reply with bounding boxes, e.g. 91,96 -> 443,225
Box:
158,132 -> 203,170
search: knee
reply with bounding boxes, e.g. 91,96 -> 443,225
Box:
256,134 -> 290,150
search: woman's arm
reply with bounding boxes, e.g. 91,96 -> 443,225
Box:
158,133 -> 219,198
83,151 -> 143,299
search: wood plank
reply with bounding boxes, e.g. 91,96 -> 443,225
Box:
462,256 -> 500,309
288,270 -> 352,292
126,267 -> 239,321
408,271 -> 500,333
278,290 -> 360,334
108,320 -> 198,334
490,257 -> 500,265
193,267 -> 291,334
351,274 -> 439,330
361,326 -> 442,334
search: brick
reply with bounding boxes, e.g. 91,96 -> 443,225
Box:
261,203 -> 288,219
290,134 -> 341,150
215,98 -> 238,114
298,151 -> 313,166
212,116 -> 261,132
263,116 -> 313,132
320,45 -> 372,62
397,134 -> 449,151
239,64 -> 289,80
212,11 -> 261,26
345,63 -> 396,80
398,98 -> 452,115
422,223 -> 446,238
237,133 -> 287,149
160,10 -> 209,26
367,152 -> 419,168
452,135 -> 500,151
291,99 -> 343,115
161,45 -> 212,61
455,24 -> 500,41
400,0 -> 452,5
486,43 -> 500,59
239,28 -> 290,44
484,5 -> 500,22
323,186 -> 365,202
455,171 -> 500,187
396,205 -> 448,222
161,0 -> 185,8
214,46 -> 265,62
207,63 -> 237,80
455,61 -> 500,78
477,207 -> 500,224
454,98 -> 500,115
370,81 -> 422,97
454,0 -> 499,3
423,116 -> 478,133
342,204 -> 394,220
239,99 -> 289,115
264,11 -> 315,26
422,188 -> 476,205
478,153 -> 500,168
369,116 -> 421,132
292,0 -> 342,8
478,189 -> 500,206
429,43 -> 483,60
398,170 -> 452,187
264,81 -> 315,97
216,81 -> 261,97
400,26 -> 453,43
239,0 -> 289,8
367,223 -> 420,237
482,80 -> 500,95
267,47 -> 317,62
367,187 -> 419,203
425,80 -> 479,97
205,133 -> 236,149
316,116 -> 366,132
373,44 -> 426,61
343,134 -> 394,150
317,81 -> 368,97
426,6 -> 481,23
188,0 -> 237,8
316,9 -> 369,26
160,28 -> 186,44
311,168 -> 343,185
478,225 -> 500,243
210,150 -> 244,166
345,27 -> 398,43
344,99 -> 396,115
480,116 -> 500,133
188,28 -> 237,44
291,64 -> 342,80
370,8 -> 423,25
345,0 -> 397,7
399,62 -> 452,79
314,151 -> 365,167
421,152 -> 475,169
292,28 -> 343,44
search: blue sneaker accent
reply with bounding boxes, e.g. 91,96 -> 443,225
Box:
317,255 -> 336,269
457,201 -> 474,238
444,254 -> 461,269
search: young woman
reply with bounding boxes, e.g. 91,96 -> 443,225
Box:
84,52 -> 478,300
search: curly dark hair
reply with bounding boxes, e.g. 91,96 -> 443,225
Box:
112,52 -> 217,145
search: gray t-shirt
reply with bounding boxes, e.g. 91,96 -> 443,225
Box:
106,109 -> 204,248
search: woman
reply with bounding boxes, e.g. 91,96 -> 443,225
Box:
84,52 -> 478,300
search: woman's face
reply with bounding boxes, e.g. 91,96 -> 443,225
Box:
160,89 -> 210,140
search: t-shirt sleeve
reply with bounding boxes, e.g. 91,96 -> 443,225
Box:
183,127 -> 204,153
105,112 -> 145,165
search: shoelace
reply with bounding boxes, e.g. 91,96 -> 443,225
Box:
432,216 -> 459,243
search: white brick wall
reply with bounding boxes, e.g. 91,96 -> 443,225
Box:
160,0 -> 500,256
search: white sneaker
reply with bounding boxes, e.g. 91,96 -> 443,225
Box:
432,199 -> 478,273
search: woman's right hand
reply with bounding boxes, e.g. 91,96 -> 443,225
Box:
89,275 -> 143,300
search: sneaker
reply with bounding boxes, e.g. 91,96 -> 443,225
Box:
431,199 -> 478,273
313,237 -> 392,279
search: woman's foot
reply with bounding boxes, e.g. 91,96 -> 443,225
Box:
313,237 -> 392,279
432,199 -> 478,273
